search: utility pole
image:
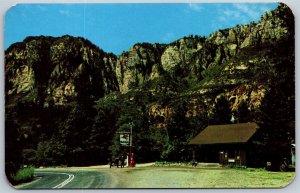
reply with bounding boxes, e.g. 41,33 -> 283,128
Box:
130,122 -> 132,163
129,122 -> 135,167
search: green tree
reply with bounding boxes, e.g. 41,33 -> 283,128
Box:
87,99 -> 120,164
146,125 -> 169,161
59,103 -> 95,166
210,95 -> 232,124
249,89 -> 294,169
162,99 -> 192,161
36,138 -> 67,166
237,100 -> 252,123
5,108 -> 23,182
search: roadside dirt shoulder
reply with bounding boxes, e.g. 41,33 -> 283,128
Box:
105,165 -> 295,188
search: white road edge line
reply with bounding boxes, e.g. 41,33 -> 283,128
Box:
35,172 -> 75,189
52,173 -> 75,189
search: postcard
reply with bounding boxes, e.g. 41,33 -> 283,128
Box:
4,2 -> 295,189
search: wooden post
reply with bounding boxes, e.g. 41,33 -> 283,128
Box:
192,147 -> 195,161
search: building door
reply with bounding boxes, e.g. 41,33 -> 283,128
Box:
219,150 -> 227,165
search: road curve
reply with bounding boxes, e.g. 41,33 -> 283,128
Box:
35,172 -> 75,189
16,169 -> 113,189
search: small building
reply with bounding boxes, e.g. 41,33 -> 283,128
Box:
189,122 -> 259,166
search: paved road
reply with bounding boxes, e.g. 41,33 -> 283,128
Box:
17,169 -> 112,189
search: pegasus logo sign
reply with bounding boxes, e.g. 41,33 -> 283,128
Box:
120,133 -> 130,146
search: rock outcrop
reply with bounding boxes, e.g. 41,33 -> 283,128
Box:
115,43 -> 166,92
113,3 -> 293,114
5,35 -> 119,107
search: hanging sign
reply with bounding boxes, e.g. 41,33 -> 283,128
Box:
120,133 -> 130,146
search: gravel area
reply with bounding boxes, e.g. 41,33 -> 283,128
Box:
106,163 -> 295,188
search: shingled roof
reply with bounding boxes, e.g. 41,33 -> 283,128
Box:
189,122 -> 259,145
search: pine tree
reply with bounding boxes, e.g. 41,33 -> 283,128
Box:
237,100 -> 252,123
210,95 -> 232,124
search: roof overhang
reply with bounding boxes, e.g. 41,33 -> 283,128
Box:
189,122 -> 259,145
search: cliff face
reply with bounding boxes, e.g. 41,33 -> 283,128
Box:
114,3 -> 293,115
5,35 -> 119,107
115,43 -> 166,92
5,4 -> 293,110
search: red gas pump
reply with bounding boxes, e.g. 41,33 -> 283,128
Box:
129,153 -> 135,167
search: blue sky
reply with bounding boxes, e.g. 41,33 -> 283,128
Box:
5,3 -> 278,55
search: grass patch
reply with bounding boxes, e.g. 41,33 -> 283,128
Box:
12,167 -> 35,185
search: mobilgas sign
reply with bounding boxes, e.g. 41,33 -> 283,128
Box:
120,133 -> 130,145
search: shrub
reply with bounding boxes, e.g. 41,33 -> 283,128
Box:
13,166 -> 35,185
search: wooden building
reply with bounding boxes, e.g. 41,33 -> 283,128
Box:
189,122 -> 259,166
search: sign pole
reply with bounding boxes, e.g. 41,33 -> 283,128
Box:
129,122 -> 135,167
130,123 -> 132,166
